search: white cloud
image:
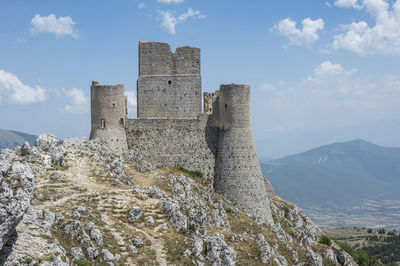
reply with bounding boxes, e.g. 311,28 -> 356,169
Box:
157,0 -> 184,3
138,2 -> 145,9
0,70 -> 46,104
272,17 -> 325,47
62,88 -> 88,114
30,14 -> 79,38
125,90 -> 137,108
159,8 -> 205,35
254,61 -> 400,136
125,90 -> 137,116
333,0 -> 400,55
334,0 -> 362,9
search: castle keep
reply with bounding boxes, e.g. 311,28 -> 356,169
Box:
90,41 -> 273,224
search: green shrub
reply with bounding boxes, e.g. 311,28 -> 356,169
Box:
319,235 -> 331,246
177,167 -> 203,178
74,259 -> 91,266
334,240 -> 380,265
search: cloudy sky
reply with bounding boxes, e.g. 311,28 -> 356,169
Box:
1,0 -> 399,158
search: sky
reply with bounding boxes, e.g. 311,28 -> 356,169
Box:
1,0 -> 400,158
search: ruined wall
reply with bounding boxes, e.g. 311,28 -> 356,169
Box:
126,115 -> 218,179
89,81 -> 128,153
137,42 -> 202,118
203,91 -> 219,115
214,84 -> 273,225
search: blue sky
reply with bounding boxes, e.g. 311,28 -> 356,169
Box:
1,0 -> 400,158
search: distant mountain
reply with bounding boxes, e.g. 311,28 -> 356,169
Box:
0,129 -> 37,149
261,139 -> 400,210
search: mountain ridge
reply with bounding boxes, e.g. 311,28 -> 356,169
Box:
261,139 -> 400,229
0,129 -> 37,149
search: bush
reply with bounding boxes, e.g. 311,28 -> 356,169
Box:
74,259 -> 91,266
367,228 -> 373,233
177,167 -> 203,178
319,235 -> 331,246
335,240 -> 380,265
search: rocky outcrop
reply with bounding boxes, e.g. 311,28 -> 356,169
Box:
0,150 -> 35,257
0,134 -> 358,265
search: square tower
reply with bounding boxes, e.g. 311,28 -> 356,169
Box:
137,41 -> 202,118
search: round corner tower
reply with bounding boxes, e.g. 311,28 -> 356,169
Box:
214,84 -> 273,225
89,80 -> 128,154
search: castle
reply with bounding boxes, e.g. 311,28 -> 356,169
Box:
90,41 -> 273,225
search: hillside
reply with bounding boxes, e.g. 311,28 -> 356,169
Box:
0,134 -> 356,265
0,129 -> 37,149
261,139 -> 400,229
323,227 -> 400,265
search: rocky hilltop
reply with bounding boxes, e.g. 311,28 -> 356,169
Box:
0,134 -> 356,265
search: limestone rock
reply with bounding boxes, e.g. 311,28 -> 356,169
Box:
90,228 -> 103,246
102,249 -> 117,263
1,208 -> 68,266
51,146 -> 66,167
129,206 -> 143,221
170,211 -> 188,233
19,141 -> 31,156
0,161 -> 35,252
130,235 -> 144,248
146,216 -> 155,226
205,233 -> 236,266
63,221 -> 92,245
71,247 -> 85,259
87,246 -> 99,260
307,249 -> 323,266
192,237 -> 204,257
129,245 -> 138,254
34,134 -> 60,151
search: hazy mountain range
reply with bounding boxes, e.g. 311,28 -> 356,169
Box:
261,139 -> 400,228
0,129 -> 37,149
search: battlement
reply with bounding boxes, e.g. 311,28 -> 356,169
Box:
137,41 -> 202,119
139,42 -> 200,76
218,84 -> 250,129
203,91 -> 219,115
91,81 -> 125,90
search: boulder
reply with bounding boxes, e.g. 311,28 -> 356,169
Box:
0,162 -> 35,252
34,134 -> 60,151
205,234 -> 236,266
128,206 -> 143,221
51,147 -> 66,167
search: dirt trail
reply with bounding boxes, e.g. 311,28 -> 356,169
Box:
134,227 -> 168,266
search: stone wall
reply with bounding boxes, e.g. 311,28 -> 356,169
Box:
214,84 -> 273,225
89,81 -> 128,153
125,115 -> 218,179
137,75 -> 201,118
137,42 -> 202,119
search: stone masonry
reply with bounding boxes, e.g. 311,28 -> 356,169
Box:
90,42 -> 274,225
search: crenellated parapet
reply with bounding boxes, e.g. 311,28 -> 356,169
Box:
137,42 -> 201,119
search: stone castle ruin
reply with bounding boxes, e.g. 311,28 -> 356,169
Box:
90,41 -> 273,224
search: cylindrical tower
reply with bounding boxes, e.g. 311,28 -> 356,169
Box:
214,84 -> 273,225
89,81 -> 128,154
